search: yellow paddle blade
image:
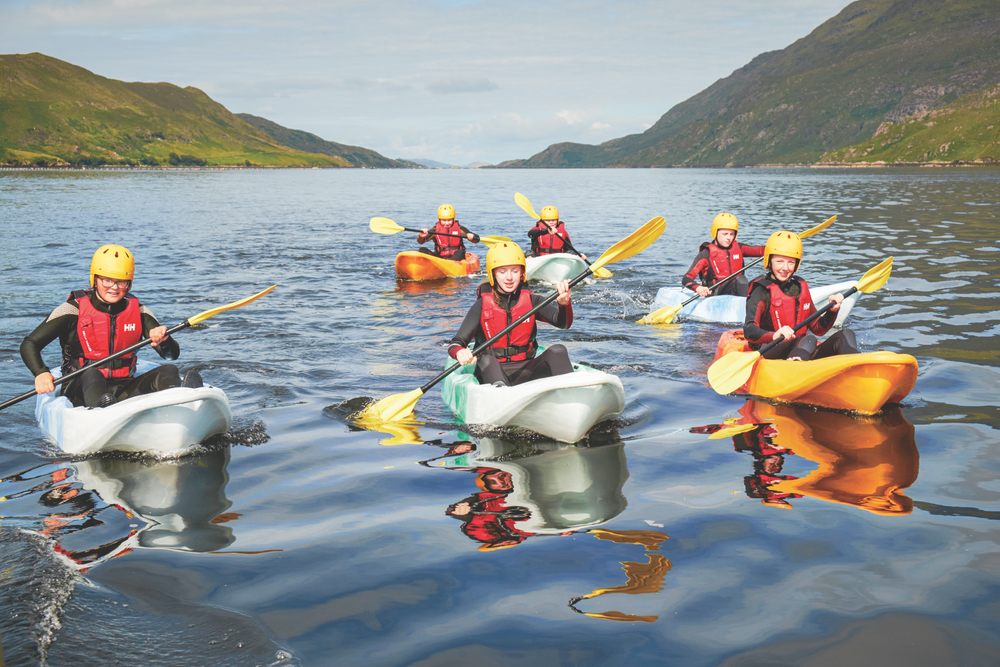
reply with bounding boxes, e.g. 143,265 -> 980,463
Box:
707,350 -> 761,396
799,215 -> 836,239
856,256 -> 893,293
590,216 -> 666,273
355,388 -> 425,424
370,217 -> 405,235
708,422 -> 762,440
593,266 -> 614,279
637,304 -> 681,325
481,235 -> 512,248
514,192 -> 540,220
187,285 -> 277,326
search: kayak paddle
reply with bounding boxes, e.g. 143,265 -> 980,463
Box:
638,215 -> 837,325
369,217 -> 510,248
354,215 -> 666,424
0,285 -> 277,412
513,193 -> 614,278
706,256 -> 893,396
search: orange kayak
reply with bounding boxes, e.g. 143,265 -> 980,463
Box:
712,330 -> 918,414
394,251 -> 480,281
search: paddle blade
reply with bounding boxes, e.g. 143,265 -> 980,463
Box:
799,215 -> 836,239
356,388 -> 424,423
856,256 -> 893,293
593,266 -> 614,279
188,285 -> 276,326
590,217 -> 666,273
480,235 -> 513,248
370,217 -> 405,235
707,350 -> 761,395
637,304 -> 681,325
708,422 -> 761,440
514,192 -> 540,220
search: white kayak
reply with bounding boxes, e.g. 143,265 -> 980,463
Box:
35,360 -> 232,457
440,353 -> 625,443
525,254 -> 591,284
647,279 -> 862,327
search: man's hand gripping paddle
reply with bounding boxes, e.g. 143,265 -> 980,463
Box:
513,193 -> 614,278
369,217 -> 510,248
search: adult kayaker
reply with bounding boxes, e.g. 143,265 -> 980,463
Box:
526,206 -> 586,260
682,213 -> 764,297
20,244 -> 199,409
744,231 -> 859,361
417,204 -> 480,260
449,241 -> 573,387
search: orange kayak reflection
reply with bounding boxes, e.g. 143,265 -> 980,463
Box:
699,400 -> 919,515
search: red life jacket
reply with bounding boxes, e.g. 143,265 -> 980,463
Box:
748,277 -> 817,343
534,221 -> 568,254
480,287 -> 537,362
74,291 -> 142,379
434,221 -> 463,258
705,241 -> 745,282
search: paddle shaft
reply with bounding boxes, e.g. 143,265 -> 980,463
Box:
419,269 -> 592,393
682,256 -> 763,307
757,285 -> 857,356
403,226 -> 477,240
0,320 -> 192,412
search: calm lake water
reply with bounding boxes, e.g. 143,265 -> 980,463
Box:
1,167 -> 999,666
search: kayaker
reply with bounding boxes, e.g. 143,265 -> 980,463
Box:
744,230 -> 859,361
417,204 -> 480,260
682,213 -> 764,297
448,241 -> 573,387
20,244 -> 199,409
526,206 -> 586,260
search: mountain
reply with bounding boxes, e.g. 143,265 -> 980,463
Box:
405,158 -> 455,168
0,53 -> 348,167
498,0 -> 1000,168
818,82 -> 1000,164
236,114 -> 409,168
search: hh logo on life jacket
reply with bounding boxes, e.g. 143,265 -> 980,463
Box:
802,302 -> 811,310
123,323 -> 137,332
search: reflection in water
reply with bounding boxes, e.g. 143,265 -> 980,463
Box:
4,448 -> 239,571
568,529 -> 672,623
325,398 -> 426,445
433,438 -> 630,550
695,400 -> 919,514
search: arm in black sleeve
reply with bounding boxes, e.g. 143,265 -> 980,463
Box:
530,293 -> 572,329
527,227 -> 545,239
447,300 -> 484,359
142,312 -> 180,361
20,315 -> 74,377
743,284 -> 773,344
458,225 -> 480,243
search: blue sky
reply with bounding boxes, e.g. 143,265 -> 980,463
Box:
1,0 -> 852,164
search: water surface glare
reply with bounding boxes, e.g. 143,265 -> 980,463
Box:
1,168 -> 999,666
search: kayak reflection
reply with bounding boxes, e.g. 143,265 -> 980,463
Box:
432,437 -> 629,550
695,400 -> 919,514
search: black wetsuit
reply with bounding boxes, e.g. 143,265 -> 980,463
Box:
20,290 -> 182,407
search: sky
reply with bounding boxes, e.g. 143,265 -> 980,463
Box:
1,0 -> 853,165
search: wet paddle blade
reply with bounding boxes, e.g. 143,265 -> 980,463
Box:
708,422 -> 762,440
637,304 -> 681,325
590,217 -> 666,273
799,215 -> 836,239
480,235 -> 513,248
707,350 -> 761,395
188,285 -> 277,326
593,266 -> 614,279
514,192 -> 540,220
370,217 -> 405,235
356,388 -> 424,423
856,256 -> 893,293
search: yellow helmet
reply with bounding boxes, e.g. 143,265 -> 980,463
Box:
90,245 -> 135,288
540,206 -> 559,221
711,213 -> 739,240
485,241 -> 526,286
763,231 -> 803,270
437,204 -> 455,220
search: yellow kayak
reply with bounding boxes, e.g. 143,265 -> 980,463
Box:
394,251 -> 480,281
713,330 -> 918,414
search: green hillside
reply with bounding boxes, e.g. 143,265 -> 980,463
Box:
498,0 -> 1000,168
236,114 -> 409,169
819,83 -> 1000,164
0,53 -> 349,167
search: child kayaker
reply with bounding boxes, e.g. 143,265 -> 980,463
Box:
20,244 -> 198,408
744,230 -> 859,361
682,213 -> 764,297
526,206 -> 586,260
448,241 -> 573,387
417,204 -> 480,260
